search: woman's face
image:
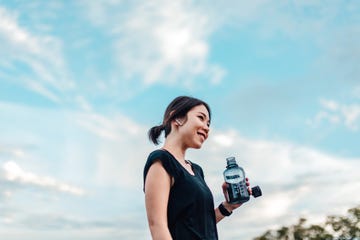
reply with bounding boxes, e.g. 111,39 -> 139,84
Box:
177,104 -> 210,149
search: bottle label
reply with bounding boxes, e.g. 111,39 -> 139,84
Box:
225,175 -> 240,180
227,181 -> 250,204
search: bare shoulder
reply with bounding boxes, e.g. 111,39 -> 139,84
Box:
145,160 -> 172,192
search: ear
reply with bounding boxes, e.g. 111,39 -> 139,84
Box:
175,118 -> 183,126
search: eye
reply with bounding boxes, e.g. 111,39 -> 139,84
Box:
198,115 -> 204,120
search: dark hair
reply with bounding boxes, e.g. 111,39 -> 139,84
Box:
148,96 -> 211,145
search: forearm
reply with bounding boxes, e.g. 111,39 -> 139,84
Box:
215,206 -> 226,223
215,201 -> 233,223
149,223 -> 173,240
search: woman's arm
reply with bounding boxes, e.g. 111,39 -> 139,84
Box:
144,160 -> 173,240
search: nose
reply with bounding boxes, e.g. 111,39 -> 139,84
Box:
203,123 -> 210,133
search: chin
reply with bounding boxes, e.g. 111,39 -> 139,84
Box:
192,142 -> 203,149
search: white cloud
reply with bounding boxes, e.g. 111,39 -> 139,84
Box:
0,146 -> 26,158
64,110 -> 360,238
307,99 -> 360,131
196,130 -> 360,239
75,96 -> 93,112
257,191 -> 295,219
75,112 -> 143,141
0,7 -> 41,55
320,99 -> 339,111
81,0 -> 225,89
0,101 -> 359,239
0,6 -> 73,103
213,132 -> 235,147
2,161 -> 85,196
341,104 -> 360,130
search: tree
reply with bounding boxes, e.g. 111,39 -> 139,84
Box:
253,205 -> 360,240
326,206 -> 360,239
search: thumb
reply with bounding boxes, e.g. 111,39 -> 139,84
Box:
222,182 -> 229,202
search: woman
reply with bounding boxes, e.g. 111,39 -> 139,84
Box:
143,96 -> 251,239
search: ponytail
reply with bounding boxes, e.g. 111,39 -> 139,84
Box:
148,125 -> 164,145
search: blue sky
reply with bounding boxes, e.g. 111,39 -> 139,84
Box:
0,1 -> 359,239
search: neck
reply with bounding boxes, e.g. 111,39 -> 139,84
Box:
162,138 -> 187,163
162,145 -> 186,162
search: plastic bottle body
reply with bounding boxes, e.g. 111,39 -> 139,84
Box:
223,157 -> 250,204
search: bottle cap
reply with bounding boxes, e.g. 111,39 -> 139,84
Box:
252,186 -> 262,198
226,157 -> 237,167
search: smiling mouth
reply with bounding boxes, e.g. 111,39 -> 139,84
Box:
197,132 -> 206,140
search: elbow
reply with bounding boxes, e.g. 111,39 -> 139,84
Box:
147,220 -> 171,239
148,219 -> 168,231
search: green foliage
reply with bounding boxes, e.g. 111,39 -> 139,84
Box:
254,206 -> 360,240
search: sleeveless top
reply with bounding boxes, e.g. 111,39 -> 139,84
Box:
143,149 -> 218,240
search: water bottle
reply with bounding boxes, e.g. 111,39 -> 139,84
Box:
223,157 -> 262,204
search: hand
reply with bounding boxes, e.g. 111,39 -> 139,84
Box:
221,178 -> 252,212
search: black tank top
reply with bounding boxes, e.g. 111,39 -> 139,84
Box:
143,149 -> 218,239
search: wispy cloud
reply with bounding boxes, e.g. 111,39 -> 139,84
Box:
307,99 -> 360,131
0,6 -> 73,103
81,0 -> 226,89
0,146 -> 26,158
75,112 -> 143,141
1,161 -> 85,196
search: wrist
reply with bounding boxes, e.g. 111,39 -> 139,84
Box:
218,202 -> 232,216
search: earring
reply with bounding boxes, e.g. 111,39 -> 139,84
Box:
175,119 -> 183,126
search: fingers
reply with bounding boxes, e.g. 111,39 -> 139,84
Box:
245,178 -> 252,195
248,187 -> 252,195
222,179 -> 253,200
